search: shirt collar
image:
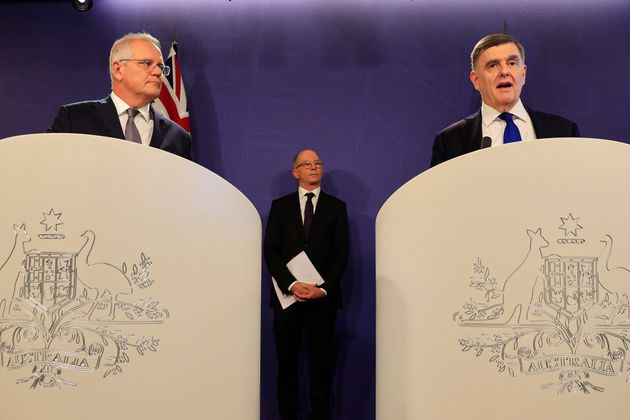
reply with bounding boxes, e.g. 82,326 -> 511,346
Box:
110,91 -> 151,122
298,186 -> 321,198
481,99 -> 529,127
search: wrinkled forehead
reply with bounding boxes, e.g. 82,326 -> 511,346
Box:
479,42 -> 523,64
128,39 -> 163,60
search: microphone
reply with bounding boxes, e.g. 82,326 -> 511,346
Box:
481,136 -> 492,149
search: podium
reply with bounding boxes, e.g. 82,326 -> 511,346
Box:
0,134 -> 260,419
377,139 -> 630,419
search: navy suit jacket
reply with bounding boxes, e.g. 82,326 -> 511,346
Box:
264,190 -> 349,309
430,107 -> 580,167
48,96 -> 192,160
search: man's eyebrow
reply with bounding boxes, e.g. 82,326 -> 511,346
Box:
484,55 -> 521,68
485,58 -> 500,68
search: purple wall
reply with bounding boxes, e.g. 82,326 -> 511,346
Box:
2,1 -> 630,418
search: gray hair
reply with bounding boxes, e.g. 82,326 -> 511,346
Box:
470,33 -> 525,71
109,32 -> 161,84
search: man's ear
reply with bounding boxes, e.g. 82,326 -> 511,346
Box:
469,70 -> 479,91
291,168 -> 299,180
111,61 -> 123,82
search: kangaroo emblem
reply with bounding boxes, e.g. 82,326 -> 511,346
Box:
0,224 -> 31,317
461,228 -> 549,324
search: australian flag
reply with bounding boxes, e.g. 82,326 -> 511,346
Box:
154,40 -> 191,133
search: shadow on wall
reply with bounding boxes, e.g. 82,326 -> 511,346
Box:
187,37 -> 222,174
326,168 -> 375,419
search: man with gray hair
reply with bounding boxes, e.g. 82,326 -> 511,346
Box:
49,32 -> 191,160
430,33 -> 579,167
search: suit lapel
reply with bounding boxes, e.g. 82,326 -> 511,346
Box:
290,192 -> 306,239
150,107 -> 166,148
96,96 -> 125,139
96,98 -> 169,145
526,106 -> 543,138
309,191 -> 328,237
463,111 -> 482,154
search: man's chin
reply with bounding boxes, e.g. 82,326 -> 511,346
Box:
146,83 -> 162,92
145,90 -> 161,101
495,95 -> 517,108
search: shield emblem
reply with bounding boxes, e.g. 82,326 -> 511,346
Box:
544,256 -> 598,318
24,251 -> 77,312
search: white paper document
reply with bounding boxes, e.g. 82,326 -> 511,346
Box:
272,251 -> 324,309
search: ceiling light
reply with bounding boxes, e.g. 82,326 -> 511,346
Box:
71,0 -> 93,12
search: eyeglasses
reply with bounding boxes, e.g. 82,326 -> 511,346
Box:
119,59 -> 171,76
295,160 -> 323,169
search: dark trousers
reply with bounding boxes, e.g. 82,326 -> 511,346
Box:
273,302 -> 337,420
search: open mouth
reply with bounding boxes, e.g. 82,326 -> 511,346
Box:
497,82 -> 513,89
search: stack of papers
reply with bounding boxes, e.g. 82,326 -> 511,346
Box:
272,251 -> 324,309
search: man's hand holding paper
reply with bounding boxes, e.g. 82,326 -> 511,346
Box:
291,282 -> 326,301
273,251 -> 325,309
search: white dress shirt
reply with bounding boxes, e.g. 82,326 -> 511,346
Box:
481,99 -> 537,147
298,186 -> 320,222
110,92 -> 154,146
290,186 -> 326,296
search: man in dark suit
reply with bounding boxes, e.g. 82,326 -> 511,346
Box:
431,33 -> 579,167
264,149 -> 349,420
49,32 -> 192,160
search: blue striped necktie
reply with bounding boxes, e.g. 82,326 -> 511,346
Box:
499,112 -> 522,143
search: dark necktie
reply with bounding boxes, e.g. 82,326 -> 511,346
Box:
125,108 -> 142,143
499,112 -> 522,144
304,192 -> 315,236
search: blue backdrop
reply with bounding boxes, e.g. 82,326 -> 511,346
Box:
2,1 -> 630,418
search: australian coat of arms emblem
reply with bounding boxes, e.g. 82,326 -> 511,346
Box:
0,209 -> 168,388
454,214 -> 630,394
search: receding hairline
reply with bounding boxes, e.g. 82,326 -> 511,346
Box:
292,149 -> 320,167
470,34 -> 525,71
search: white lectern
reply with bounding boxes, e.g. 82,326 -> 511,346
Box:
0,134 -> 260,419
377,139 -> 630,419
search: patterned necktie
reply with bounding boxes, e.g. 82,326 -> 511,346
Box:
125,108 -> 142,143
304,192 -> 315,236
499,112 -> 522,144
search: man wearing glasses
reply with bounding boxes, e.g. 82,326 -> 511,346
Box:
48,32 -> 191,160
264,149 -> 349,420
